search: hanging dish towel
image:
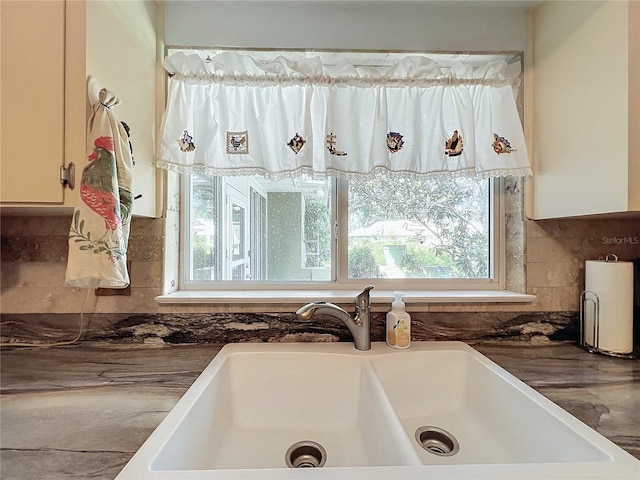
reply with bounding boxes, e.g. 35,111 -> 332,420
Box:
66,77 -> 134,288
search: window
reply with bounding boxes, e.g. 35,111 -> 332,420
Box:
182,173 -> 501,289
346,175 -> 492,280
164,48 -> 527,293
184,174 -> 334,285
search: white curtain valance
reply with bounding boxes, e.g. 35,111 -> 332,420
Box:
157,52 -> 531,180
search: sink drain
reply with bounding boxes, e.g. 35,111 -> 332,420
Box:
285,441 -> 327,468
415,426 -> 459,456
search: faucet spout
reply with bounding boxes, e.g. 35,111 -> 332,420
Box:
295,301 -> 352,323
295,286 -> 374,351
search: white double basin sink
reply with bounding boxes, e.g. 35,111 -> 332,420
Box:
116,342 -> 639,479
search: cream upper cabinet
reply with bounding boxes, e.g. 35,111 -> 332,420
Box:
0,0 -> 82,206
0,0 -> 162,217
528,0 -> 639,219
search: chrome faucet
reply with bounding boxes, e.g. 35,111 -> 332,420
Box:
296,286 -> 374,351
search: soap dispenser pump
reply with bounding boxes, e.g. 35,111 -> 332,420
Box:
386,291 -> 411,349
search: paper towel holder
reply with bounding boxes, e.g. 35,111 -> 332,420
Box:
580,254 -> 637,359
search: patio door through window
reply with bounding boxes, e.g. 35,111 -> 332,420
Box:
226,186 -> 249,281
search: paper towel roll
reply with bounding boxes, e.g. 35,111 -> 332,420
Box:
584,260 -> 634,354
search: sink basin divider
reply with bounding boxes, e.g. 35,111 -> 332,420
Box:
361,360 -> 423,466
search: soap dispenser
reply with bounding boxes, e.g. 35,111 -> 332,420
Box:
386,291 -> 411,349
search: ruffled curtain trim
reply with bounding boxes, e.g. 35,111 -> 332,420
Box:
156,159 -> 531,182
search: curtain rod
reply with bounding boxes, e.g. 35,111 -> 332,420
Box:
167,46 -> 523,69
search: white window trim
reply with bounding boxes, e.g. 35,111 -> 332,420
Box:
156,289 -> 535,305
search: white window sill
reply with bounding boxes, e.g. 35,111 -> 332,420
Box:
156,290 -> 535,305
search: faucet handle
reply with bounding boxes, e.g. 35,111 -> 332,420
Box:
356,285 -> 374,309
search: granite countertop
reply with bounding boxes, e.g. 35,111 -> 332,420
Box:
1,341 -> 638,480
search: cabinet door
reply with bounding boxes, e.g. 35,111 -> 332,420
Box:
529,0 -> 638,218
1,0 -> 66,203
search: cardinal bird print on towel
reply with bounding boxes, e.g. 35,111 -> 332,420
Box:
81,136 -> 121,231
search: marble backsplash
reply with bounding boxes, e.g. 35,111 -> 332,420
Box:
0,310 -> 579,346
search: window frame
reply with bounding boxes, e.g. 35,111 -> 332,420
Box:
179,174 -> 505,292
